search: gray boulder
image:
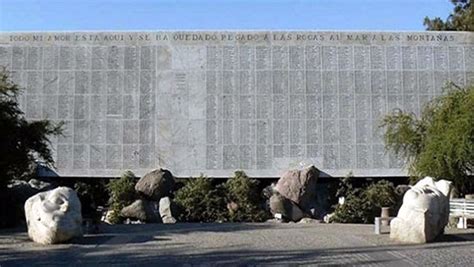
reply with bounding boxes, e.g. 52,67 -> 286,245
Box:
274,165 -> 320,215
269,193 -> 305,222
135,169 -> 175,201
159,197 -> 177,224
121,199 -> 160,222
24,187 -> 82,244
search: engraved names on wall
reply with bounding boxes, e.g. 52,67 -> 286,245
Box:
0,31 -> 472,177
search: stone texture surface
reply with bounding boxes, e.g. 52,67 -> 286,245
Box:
24,187 -> 82,244
1,31 -> 473,178
135,169 -> 175,201
158,197 -> 177,224
269,193 -> 305,222
275,165 -> 320,216
390,177 -> 452,243
121,199 -> 160,223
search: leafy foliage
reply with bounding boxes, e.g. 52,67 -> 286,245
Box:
106,170 -> 138,224
174,175 -> 227,222
0,69 -> 63,189
381,84 -> 474,194
330,177 -> 397,224
223,171 -> 270,222
174,172 -> 269,223
364,180 -> 397,208
424,0 -> 474,31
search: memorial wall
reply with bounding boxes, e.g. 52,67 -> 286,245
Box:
0,31 -> 473,177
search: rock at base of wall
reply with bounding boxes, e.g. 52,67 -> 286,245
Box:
159,197 -> 177,224
135,169 -> 175,201
390,177 -> 452,243
24,187 -> 82,245
274,165 -> 320,216
121,199 -> 160,223
269,193 -> 305,222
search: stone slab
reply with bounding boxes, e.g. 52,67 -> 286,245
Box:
1,31 -> 473,177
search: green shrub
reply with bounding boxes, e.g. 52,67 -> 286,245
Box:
364,180 -> 397,208
223,171 -> 270,222
106,170 -> 138,224
330,175 -> 370,223
330,178 -> 397,224
330,193 -> 373,224
174,175 -> 227,222
381,84 -> 474,194
174,172 -> 271,223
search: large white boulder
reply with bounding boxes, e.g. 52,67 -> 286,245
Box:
24,187 -> 82,244
390,177 -> 452,243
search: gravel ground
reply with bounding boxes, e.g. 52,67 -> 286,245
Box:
0,223 -> 473,266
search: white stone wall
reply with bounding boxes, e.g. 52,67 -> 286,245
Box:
1,31 -> 473,177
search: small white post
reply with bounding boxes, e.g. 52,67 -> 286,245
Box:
374,217 -> 381,234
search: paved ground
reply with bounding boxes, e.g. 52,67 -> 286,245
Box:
0,223 -> 473,266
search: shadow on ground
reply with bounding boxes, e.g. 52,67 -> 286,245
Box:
1,223 -> 473,266
2,241 -> 474,266
436,232 -> 474,242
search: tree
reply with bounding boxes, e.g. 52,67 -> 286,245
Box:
424,0 -> 474,31
381,84 -> 474,194
0,69 -> 63,189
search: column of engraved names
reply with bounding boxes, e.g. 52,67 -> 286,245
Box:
205,46 -> 222,170
255,45 -> 273,169
353,45 -> 372,169
385,45 -> 404,168
370,45 -> 389,169
222,45 -> 239,170
337,45 -> 356,170
321,45 -> 339,169
239,45 -> 257,170
288,45 -> 306,161
272,45 -> 290,164
305,45 -> 322,166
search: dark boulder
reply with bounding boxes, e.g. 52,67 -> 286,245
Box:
121,199 -> 160,222
135,169 -> 175,201
269,193 -> 305,222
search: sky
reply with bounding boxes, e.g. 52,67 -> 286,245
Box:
0,0 -> 454,31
